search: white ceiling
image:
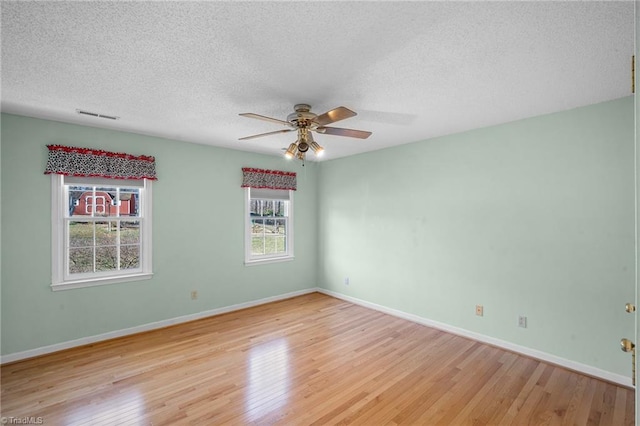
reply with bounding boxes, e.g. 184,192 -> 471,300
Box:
1,1 -> 634,161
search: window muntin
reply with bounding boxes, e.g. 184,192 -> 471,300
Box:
52,175 -> 152,290
245,188 -> 293,264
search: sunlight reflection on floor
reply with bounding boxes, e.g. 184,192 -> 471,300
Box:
64,389 -> 146,425
245,338 -> 291,421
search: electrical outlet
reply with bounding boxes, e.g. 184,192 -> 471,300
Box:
344,277 -> 350,285
475,305 -> 483,316
191,291 -> 198,300
518,316 -> 527,328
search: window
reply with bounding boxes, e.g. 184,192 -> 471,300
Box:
51,175 -> 152,290
245,187 -> 293,264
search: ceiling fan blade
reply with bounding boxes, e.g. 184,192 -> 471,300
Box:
314,106 -> 357,126
239,113 -> 291,126
239,129 -> 294,141
316,126 -> 372,139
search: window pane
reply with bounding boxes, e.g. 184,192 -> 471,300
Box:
95,246 -> 118,272
69,247 -> 93,273
120,245 -> 140,270
252,237 -> 265,255
274,201 -> 286,217
249,200 -> 260,216
69,221 -> 94,247
69,187 -> 89,217
95,221 -> 118,246
251,218 -> 265,235
263,200 -> 274,217
121,221 -> 140,244
275,219 -> 286,235
264,236 -> 275,254
118,188 -> 140,217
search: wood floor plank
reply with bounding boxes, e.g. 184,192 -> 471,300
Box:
0,292 -> 633,425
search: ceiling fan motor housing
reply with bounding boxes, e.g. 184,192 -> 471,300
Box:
287,104 -> 318,128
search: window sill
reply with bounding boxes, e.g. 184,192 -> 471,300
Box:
244,256 -> 294,266
51,272 -> 153,291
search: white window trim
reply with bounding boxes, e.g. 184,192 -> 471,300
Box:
51,174 -> 153,291
244,187 -> 294,265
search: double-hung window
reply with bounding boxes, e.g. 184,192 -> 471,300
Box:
51,175 -> 153,290
245,188 -> 293,264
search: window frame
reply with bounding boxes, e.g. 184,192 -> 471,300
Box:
244,187 -> 294,265
51,174 -> 153,291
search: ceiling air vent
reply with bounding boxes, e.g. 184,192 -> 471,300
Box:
76,109 -> 120,120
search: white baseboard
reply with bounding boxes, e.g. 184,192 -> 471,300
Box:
317,288 -> 632,388
1,288 -> 318,364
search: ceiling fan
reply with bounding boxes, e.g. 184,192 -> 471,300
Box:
239,104 -> 372,160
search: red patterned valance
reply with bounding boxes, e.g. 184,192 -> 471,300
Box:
241,167 -> 296,190
44,145 -> 157,180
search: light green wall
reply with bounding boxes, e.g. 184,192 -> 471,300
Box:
0,113 -> 318,355
317,96 -> 635,376
1,97 -> 635,378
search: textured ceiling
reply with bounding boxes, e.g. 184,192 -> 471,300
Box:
1,1 -> 634,161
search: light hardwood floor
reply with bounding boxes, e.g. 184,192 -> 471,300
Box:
1,292 -> 634,425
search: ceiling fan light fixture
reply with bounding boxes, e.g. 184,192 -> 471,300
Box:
297,141 -> 309,153
310,141 -> 324,156
284,143 -> 297,159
